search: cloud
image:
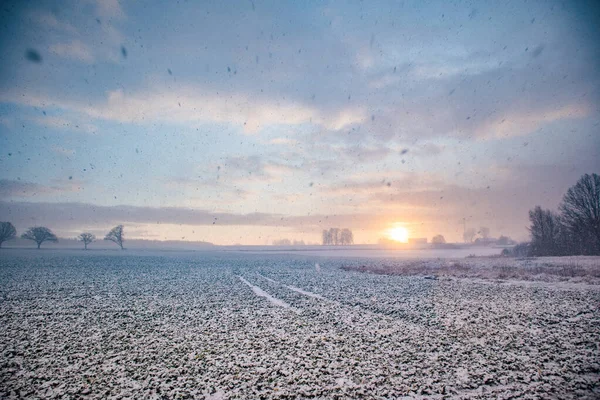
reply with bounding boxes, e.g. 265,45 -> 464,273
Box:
0,179 -> 82,199
321,172 -> 446,197
160,155 -> 299,200
269,137 -> 300,146
161,177 -> 253,206
50,40 -> 94,63
1,86 -> 366,134
352,59 -> 596,143
31,116 -> 97,134
0,199 -> 390,233
210,155 -> 299,184
408,143 -> 444,157
474,103 -> 592,139
30,11 -> 77,34
95,0 -> 125,20
51,146 -> 76,157
0,116 -> 14,128
87,88 -> 365,133
25,3 -> 125,65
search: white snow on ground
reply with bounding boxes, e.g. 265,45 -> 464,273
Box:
238,276 -> 299,313
0,250 -> 598,399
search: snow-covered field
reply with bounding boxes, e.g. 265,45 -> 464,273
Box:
1,250 -> 599,399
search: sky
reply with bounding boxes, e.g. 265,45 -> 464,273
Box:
0,0 -> 598,245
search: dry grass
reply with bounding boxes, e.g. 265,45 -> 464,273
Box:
341,256 -> 600,284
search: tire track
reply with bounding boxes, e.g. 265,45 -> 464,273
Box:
238,276 -> 300,314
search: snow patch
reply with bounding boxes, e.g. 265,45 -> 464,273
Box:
257,273 -> 325,300
238,276 -> 299,313
283,284 -> 325,299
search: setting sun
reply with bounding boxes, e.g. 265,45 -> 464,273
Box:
388,227 -> 409,243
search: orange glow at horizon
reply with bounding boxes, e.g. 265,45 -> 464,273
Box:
388,226 -> 409,243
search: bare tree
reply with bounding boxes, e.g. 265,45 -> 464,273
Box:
463,228 -> 476,243
0,222 -> 17,248
559,173 -> 600,255
104,225 -> 125,249
330,228 -> 340,245
479,227 -> 490,239
323,228 -> 354,245
432,234 -> 446,244
21,227 -> 58,249
78,233 -> 96,250
528,206 -> 563,256
322,230 -> 331,245
340,229 -> 354,245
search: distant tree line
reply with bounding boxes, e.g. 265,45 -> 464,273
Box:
272,239 -> 306,246
462,226 -> 507,244
322,228 -> 354,245
0,223 -> 126,250
506,173 -> 600,257
431,232 -> 514,247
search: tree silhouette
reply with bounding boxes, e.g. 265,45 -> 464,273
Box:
322,230 -> 332,245
497,235 -> 514,246
559,173 -> 600,255
463,228 -> 476,243
104,225 -> 124,249
78,233 -> 96,250
21,227 -> 58,249
0,222 -> 17,248
432,234 -> 446,244
322,228 -> 354,245
479,227 -> 490,239
340,229 -> 354,245
330,228 -> 340,245
528,206 -> 562,256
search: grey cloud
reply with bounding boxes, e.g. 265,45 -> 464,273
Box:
326,52 -> 596,145
221,155 -> 270,178
0,179 -> 80,198
0,200 -> 386,233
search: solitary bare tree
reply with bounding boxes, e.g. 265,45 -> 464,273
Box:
104,225 -> 124,249
21,227 -> 58,249
78,233 -> 96,250
559,173 -> 600,255
0,222 -> 17,248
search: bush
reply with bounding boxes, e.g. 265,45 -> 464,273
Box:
502,242 -> 531,257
